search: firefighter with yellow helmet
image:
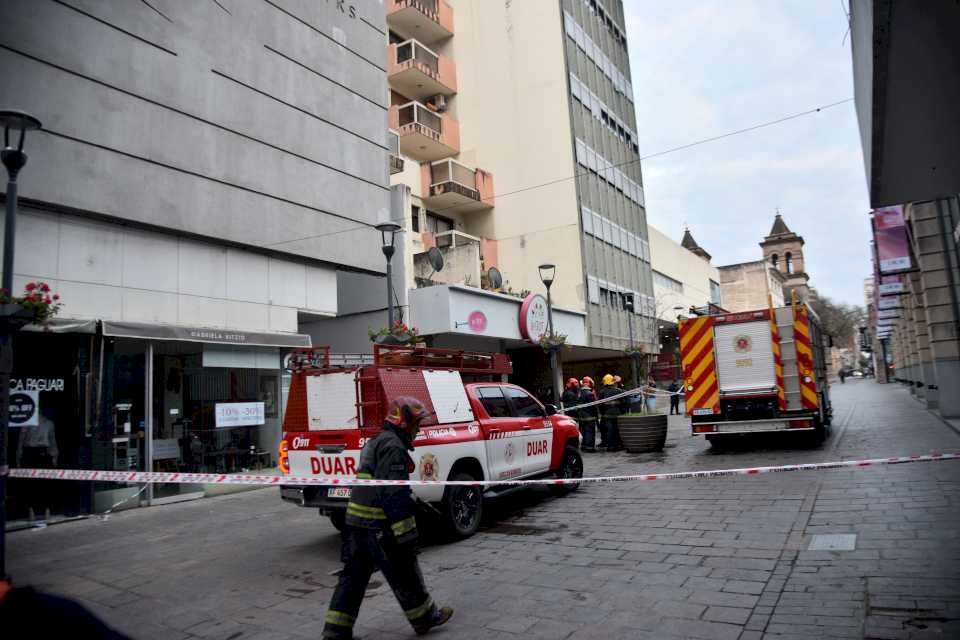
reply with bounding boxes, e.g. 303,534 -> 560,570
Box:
322,396 -> 454,639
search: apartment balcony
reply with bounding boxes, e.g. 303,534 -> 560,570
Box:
388,130 -> 404,175
388,40 -> 456,101
421,159 -> 494,214
414,231 -> 481,287
388,101 -> 459,162
386,0 -> 453,44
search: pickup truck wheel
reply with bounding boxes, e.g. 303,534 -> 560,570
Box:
326,510 -> 345,532
441,472 -> 483,540
551,446 -> 583,495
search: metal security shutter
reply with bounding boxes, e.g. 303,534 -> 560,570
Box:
714,321 -> 777,393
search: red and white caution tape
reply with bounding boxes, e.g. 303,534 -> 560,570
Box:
9,452 -> 959,488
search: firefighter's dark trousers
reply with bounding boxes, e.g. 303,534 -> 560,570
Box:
579,418 -> 597,449
323,526 -> 436,639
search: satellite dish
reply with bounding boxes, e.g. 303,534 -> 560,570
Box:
487,266 -> 503,289
427,247 -> 444,273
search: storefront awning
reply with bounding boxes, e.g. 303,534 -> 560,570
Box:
22,318 -> 98,334
101,321 -> 311,348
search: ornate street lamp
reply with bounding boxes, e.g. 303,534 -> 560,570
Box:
0,109 -> 42,577
375,222 -> 402,328
538,263 -> 561,403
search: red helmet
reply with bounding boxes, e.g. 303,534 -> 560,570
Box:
581,376 -> 594,388
385,396 -> 433,427
566,378 -> 580,389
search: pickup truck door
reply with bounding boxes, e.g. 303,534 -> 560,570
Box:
474,386 -> 526,481
502,386 -> 553,476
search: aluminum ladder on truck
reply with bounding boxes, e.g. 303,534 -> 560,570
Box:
775,306 -> 803,411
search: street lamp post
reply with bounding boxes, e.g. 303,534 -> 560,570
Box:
375,222 -> 402,328
623,293 -> 639,387
0,109 -> 42,578
538,264 -> 561,404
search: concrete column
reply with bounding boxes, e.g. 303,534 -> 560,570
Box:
910,200 -> 960,418
910,271 -> 937,408
906,289 -> 924,399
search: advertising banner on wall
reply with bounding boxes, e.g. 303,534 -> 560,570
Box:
877,309 -> 901,319
878,275 -> 905,295
872,206 -> 912,274
877,296 -> 900,311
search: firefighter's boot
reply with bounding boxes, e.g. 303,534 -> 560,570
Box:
413,606 -> 453,635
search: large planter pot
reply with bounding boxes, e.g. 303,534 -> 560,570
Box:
618,414 -> 668,453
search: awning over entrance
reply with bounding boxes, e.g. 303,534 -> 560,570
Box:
101,321 -> 312,348
409,284 -> 587,346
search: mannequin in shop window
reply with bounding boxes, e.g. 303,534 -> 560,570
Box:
16,404 -> 59,521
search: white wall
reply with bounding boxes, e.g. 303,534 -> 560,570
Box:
648,226 -> 720,320
12,207 -> 336,333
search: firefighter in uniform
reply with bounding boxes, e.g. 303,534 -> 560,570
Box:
560,378 -> 580,418
578,377 -> 599,452
598,374 -> 623,451
322,397 -> 454,639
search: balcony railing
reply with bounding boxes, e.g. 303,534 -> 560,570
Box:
397,39 -> 438,75
430,159 -> 480,200
386,0 -> 454,44
388,130 -> 404,175
398,101 -> 442,138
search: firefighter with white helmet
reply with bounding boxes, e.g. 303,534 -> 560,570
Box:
322,396 -> 454,639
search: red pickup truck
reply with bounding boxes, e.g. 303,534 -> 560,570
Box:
278,345 -> 584,539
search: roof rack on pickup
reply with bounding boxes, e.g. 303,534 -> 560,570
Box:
283,345 -> 512,375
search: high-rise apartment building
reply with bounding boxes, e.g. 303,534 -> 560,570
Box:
381,0 -> 657,388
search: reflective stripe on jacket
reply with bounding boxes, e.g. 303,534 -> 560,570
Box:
344,423 -> 418,543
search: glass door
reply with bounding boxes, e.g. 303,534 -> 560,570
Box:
151,344 -> 204,503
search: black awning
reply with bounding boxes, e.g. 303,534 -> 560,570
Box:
101,321 -> 311,348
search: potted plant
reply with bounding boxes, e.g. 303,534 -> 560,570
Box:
368,320 -> 421,345
0,281 -> 63,330
617,410 -> 668,453
537,332 -> 567,353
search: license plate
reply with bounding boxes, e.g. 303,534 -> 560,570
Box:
693,408 -> 714,416
718,421 -> 787,433
328,487 -> 352,499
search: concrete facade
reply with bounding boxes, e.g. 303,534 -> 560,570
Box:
718,261 -> 786,313
1,0 -> 391,337
383,0 -> 656,356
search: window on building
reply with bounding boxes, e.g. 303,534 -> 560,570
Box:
710,279 -> 721,304
771,253 -> 779,270
411,206 -> 421,232
476,387 -> 511,418
425,212 -> 453,234
653,270 -> 683,294
785,252 -> 793,274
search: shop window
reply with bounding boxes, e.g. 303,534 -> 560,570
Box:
477,386 -> 510,418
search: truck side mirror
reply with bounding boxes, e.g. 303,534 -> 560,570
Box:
544,404 -> 558,416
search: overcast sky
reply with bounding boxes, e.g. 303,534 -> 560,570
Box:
624,0 -> 871,307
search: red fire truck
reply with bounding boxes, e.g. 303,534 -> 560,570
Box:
678,299 -> 832,448
278,345 -> 583,539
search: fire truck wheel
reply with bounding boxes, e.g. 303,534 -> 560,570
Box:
441,472 -> 483,540
327,510 -> 345,532
705,435 -> 729,451
551,446 -> 583,495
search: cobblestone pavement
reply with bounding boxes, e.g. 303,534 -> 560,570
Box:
8,380 -> 960,639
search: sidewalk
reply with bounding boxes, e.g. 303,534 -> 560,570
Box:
7,380 -> 960,639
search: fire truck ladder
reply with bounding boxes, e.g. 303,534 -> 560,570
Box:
774,307 -> 803,411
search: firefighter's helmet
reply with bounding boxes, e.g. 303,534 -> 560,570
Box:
385,396 -> 433,427
566,377 -> 580,389
602,374 -> 615,386
581,376 -> 594,388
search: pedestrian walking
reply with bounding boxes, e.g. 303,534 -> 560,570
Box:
668,380 -> 681,415
578,377 -> 599,452
561,378 -> 580,419
598,374 -> 622,451
322,397 -> 453,640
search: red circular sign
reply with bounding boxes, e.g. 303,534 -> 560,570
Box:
467,310 -> 487,332
519,294 -> 549,341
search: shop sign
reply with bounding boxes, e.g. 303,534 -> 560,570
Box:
215,402 -> 265,428
467,311 -> 487,332
11,378 -> 64,392
878,275 -> 905,295
9,389 -> 38,427
877,296 -> 899,310
102,321 -> 311,348
877,309 -> 900,319
518,294 -> 549,341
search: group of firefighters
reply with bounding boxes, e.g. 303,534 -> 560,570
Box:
559,374 -> 645,452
